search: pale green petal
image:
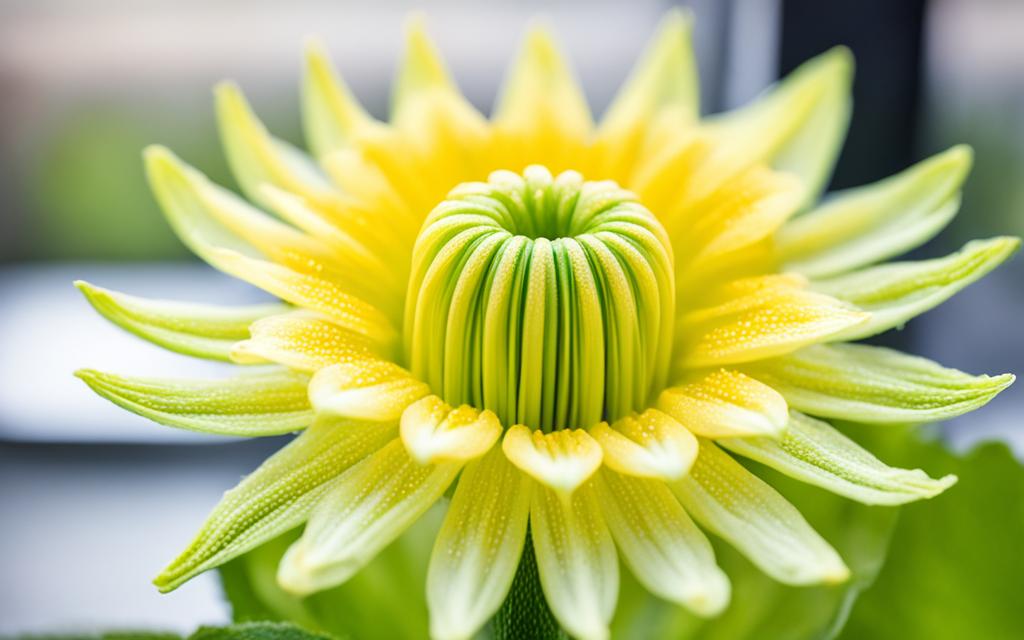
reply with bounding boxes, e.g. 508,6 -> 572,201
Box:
75,281 -> 285,361
302,38 -> 380,159
814,237 -> 1020,341
277,439 -> 460,595
214,82 -> 337,207
742,343 -> 1014,423
670,439 -> 849,585
75,369 -> 312,437
705,47 -> 852,203
427,447 -> 531,640
231,310 -> 378,371
594,469 -> 729,617
720,411 -> 957,505
154,417 -> 395,592
778,146 -> 972,277
531,482 -> 618,640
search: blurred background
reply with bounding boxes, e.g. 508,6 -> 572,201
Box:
1,0 -> 1022,635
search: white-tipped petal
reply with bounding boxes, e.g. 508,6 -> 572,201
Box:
400,395 -> 502,465
658,369 -> 789,438
590,409 -> 697,480
309,360 -> 430,422
502,426 -> 603,498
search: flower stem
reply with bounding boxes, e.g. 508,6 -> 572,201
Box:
492,528 -> 567,640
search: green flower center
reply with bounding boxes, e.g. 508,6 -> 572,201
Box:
405,166 -> 676,430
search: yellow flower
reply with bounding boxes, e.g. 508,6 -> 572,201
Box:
76,11 -> 1016,640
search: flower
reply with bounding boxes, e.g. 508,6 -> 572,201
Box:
76,11 -> 1016,640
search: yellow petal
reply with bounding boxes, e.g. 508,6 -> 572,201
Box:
594,469 -> 729,616
400,395 -> 502,465
502,425 -> 603,498
589,409 -> 697,480
427,447 -> 531,640
531,482 -> 617,640
309,359 -> 430,422
658,368 -> 788,438
278,438 -> 459,595
230,310 -> 377,371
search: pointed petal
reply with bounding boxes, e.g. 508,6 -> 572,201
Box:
309,359 -> 430,422
778,146 -> 972,277
231,310 -> 378,371
813,237 -> 1020,341
278,438 -> 460,595
214,82 -> 337,206
392,15 -> 458,117
502,425 -> 603,498
676,275 -> 869,366
76,369 -> 311,437
531,482 -> 617,640
427,447 -> 531,640
670,439 -> 849,585
75,281 -> 285,361
705,47 -> 853,203
742,343 -> 1015,423
400,395 -> 502,465
658,368 -> 788,438
720,411 -> 957,505
153,417 -> 395,591
595,469 -> 729,616
302,38 -> 381,159
590,409 -> 697,480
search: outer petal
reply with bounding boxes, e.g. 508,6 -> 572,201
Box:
589,409 -> 697,480
309,359 -> 430,422
302,38 -> 381,159
278,438 -> 460,595
676,274 -> 869,367
658,369 -> 788,438
400,395 -> 502,465
741,343 -> 1015,423
720,411 -> 956,505
75,281 -> 285,361
594,469 -> 730,616
75,369 -> 311,437
153,416 -> 395,591
502,426 -> 603,499
813,237 -> 1020,341
231,310 -> 377,371
670,439 -> 849,585
427,447 -> 531,640
778,146 -> 972,277
531,482 -> 618,640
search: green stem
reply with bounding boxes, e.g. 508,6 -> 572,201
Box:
492,529 -> 567,640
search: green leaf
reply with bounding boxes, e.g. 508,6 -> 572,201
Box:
75,369 -> 313,437
778,145 -> 970,278
76,281 -> 285,361
741,343 -> 1013,424
813,237 -> 1019,341
840,440 -> 1024,639
188,622 -> 337,640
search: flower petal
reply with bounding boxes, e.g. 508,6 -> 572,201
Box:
427,447 -> 531,640
502,425 -> 603,498
676,275 -> 869,366
670,439 -> 849,585
153,417 -> 395,592
75,369 -> 312,437
309,359 -> 430,422
277,438 -> 460,595
75,280 -> 285,361
705,47 -> 852,203
589,409 -> 697,480
778,146 -> 972,278
231,310 -> 378,371
215,82 -> 337,206
813,237 -> 1020,341
741,343 -> 1015,423
720,411 -> 957,505
400,395 -> 502,465
531,482 -> 617,640
658,368 -> 788,438
302,38 -> 381,159
594,469 -> 729,616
